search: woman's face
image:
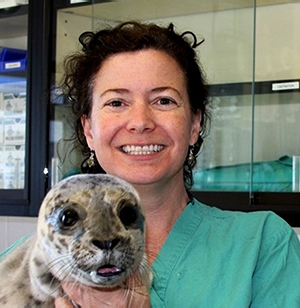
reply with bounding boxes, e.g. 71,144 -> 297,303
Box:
82,49 -> 201,187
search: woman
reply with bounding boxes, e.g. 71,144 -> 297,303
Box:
56,22 -> 300,307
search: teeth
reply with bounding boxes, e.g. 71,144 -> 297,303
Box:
122,144 -> 163,155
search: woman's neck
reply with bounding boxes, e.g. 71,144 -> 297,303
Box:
134,180 -> 190,264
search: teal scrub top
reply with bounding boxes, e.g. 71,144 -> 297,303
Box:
150,199 -> 300,307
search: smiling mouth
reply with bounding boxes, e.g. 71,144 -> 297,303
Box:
122,144 -> 164,155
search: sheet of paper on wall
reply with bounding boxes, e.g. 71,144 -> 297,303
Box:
0,93 -> 26,189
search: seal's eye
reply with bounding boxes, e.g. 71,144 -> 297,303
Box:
119,204 -> 138,228
59,209 -> 79,227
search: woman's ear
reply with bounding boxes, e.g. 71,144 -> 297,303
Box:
81,116 -> 94,150
189,110 -> 202,145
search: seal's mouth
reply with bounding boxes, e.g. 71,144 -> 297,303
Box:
97,264 -> 123,277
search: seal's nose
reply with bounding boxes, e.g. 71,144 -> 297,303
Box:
92,238 -> 120,250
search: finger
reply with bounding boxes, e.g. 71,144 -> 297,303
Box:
55,297 -> 74,308
61,282 -> 150,308
62,282 -> 122,307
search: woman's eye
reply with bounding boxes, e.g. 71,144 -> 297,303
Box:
108,100 -> 123,107
159,98 -> 173,105
155,98 -> 178,109
102,99 -> 129,112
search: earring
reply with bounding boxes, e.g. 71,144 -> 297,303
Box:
187,145 -> 195,167
86,151 -> 95,168
81,150 -> 96,173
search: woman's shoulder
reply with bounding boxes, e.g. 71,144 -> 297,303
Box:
192,198 -> 297,244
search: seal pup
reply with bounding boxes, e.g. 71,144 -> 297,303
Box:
0,174 -> 151,307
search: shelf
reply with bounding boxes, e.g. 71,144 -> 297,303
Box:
209,79 -> 300,96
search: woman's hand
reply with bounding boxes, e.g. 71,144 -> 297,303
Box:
55,281 -> 150,308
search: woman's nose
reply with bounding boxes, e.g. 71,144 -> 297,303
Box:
126,103 -> 155,133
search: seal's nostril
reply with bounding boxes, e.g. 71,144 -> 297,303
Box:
92,239 -> 120,250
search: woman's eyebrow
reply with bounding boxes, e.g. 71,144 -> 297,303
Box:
100,86 -> 183,98
100,88 -> 129,97
151,86 -> 183,98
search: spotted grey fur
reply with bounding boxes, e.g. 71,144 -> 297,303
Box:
0,174 -> 151,307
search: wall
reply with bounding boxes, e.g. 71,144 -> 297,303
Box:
0,216 -> 37,252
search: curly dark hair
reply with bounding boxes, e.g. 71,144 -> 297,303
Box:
62,21 -> 210,189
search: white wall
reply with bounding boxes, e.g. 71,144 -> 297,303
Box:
0,216 -> 37,252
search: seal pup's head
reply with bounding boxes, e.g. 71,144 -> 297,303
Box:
36,174 -> 150,288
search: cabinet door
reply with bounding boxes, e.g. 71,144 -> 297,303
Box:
0,5 -> 28,204
0,0 -> 52,216
193,2 -> 300,226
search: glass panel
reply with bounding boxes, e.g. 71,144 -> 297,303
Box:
0,5 -> 28,189
51,2 -> 94,185
194,89 -> 299,192
252,92 -> 299,192
253,1 -> 300,193
194,93 -> 254,191
194,1 -> 300,193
